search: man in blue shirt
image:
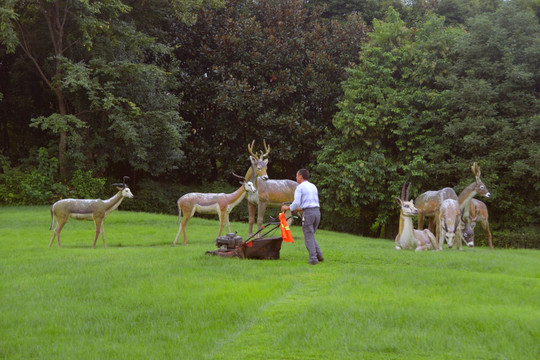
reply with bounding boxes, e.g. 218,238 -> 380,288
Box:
281,169 -> 324,265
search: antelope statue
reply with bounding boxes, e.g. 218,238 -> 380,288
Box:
462,199 -> 492,248
244,140 -> 298,236
415,162 -> 490,245
173,174 -> 256,246
436,198 -> 463,250
49,176 -> 134,248
395,182 -> 437,251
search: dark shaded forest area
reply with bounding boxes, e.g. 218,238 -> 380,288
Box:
1,0 -> 539,247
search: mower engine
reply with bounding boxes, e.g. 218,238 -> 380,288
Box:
216,232 -> 243,249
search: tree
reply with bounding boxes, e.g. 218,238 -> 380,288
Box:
174,0 -> 367,183
315,8 -> 463,236
0,0 -> 203,178
434,2 -> 540,227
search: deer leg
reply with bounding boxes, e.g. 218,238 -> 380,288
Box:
417,213 -> 425,230
436,213 -> 444,250
482,220 -> 493,249
100,222 -> 106,248
428,217 -> 435,233
174,211 -> 190,246
248,203 -> 256,236
50,215 -> 67,248
217,210 -> 225,237
257,202 -> 267,236
93,217 -> 103,248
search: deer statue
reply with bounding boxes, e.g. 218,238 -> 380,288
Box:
462,199 -> 492,249
49,176 -> 134,248
244,140 -> 298,236
173,174 -> 257,246
395,182 -> 437,251
436,198 -> 463,250
415,162 -> 490,243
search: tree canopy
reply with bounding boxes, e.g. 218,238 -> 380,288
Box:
1,0 -> 538,241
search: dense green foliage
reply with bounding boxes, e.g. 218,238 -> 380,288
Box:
1,206 -> 539,359
1,0 -> 539,243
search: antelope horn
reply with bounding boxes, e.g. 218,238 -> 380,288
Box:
231,171 -> 246,181
406,182 -> 411,202
123,176 -> 130,188
248,140 -> 258,158
401,181 -> 407,201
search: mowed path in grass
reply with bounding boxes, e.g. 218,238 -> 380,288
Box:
1,206 -> 539,360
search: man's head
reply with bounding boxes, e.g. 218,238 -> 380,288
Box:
296,169 -> 310,182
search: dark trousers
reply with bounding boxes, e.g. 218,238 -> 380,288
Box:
302,208 -> 322,262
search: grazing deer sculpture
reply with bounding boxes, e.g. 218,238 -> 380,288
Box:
173,174 -> 256,246
415,162 -> 490,245
462,199 -> 492,248
395,182 -> 437,251
244,140 -> 298,236
49,176 -> 134,248
436,198 -> 463,250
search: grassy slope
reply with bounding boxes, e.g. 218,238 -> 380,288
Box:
0,206 -> 538,360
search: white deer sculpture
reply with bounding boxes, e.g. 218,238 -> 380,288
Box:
436,198 -> 463,250
173,174 -> 256,246
395,182 -> 437,251
49,176 -> 134,248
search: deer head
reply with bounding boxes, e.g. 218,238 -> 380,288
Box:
112,176 -> 134,198
396,182 -> 418,217
471,162 -> 490,198
248,140 -> 269,181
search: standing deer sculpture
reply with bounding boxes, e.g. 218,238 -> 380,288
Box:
244,140 -> 298,236
395,182 -> 437,251
462,199 -> 492,248
173,174 -> 256,246
415,162 -> 490,245
49,176 -> 133,248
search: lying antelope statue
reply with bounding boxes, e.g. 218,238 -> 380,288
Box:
49,176 -> 134,248
244,140 -> 298,236
415,162 -> 490,246
173,174 -> 256,246
395,182 -> 437,251
462,199 -> 492,248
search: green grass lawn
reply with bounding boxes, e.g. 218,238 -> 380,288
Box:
1,206 -> 539,360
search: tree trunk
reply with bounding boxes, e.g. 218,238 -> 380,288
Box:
56,87 -> 68,180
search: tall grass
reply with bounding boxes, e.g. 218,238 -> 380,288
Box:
1,206 -> 538,360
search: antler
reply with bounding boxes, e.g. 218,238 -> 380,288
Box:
261,139 -> 270,158
248,140 -> 258,158
471,162 -> 481,179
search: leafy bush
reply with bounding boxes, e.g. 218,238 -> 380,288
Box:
68,169 -> 106,199
475,227 -> 540,250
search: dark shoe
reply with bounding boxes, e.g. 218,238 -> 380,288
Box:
309,259 -> 319,265
317,256 -> 324,262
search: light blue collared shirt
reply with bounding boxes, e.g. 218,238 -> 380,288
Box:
290,180 -> 319,211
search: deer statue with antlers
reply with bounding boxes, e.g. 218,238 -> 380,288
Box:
173,174 -> 256,246
49,176 -> 133,248
462,199 -> 492,249
244,140 -> 298,236
415,162 -> 490,246
395,182 -> 437,251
